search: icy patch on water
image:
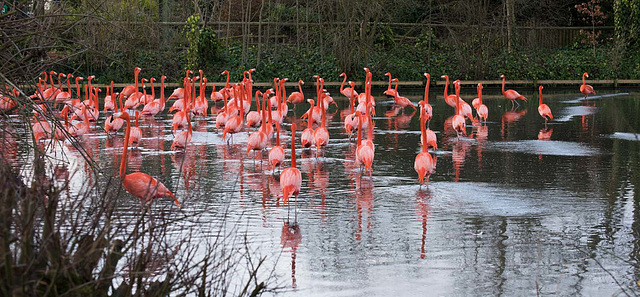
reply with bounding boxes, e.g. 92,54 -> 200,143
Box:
607,132 -> 640,142
554,106 -> 598,122
485,140 -> 599,156
561,92 -> 629,103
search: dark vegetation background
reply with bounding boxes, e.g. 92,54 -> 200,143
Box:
2,0 -> 640,84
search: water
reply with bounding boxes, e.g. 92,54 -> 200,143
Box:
6,87 -> 640,296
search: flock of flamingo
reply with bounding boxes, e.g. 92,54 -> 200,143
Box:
0,68 -> 597,211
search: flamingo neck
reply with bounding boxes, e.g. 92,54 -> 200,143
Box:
340,75 -> 346,92
387,75 -> 392,90
255,91 -> 261,112
443,76 -> 449,98
582,74 -> 586,85
42,73 -> 47,89
291,125 -> 297,168
501,76 -> 506,95
49,73 -> 55,89
76,79 -> 81,99
225,72 -> 230,89
160,78 -> 165,107
349,91 -> 355,113
539,89 -> 543,106
120,115 -> 131,177
307,102 -> 313,129
357,115 -> 362,146
420,114 -> 427,153
424,76 -> 430,105
298,81 -> 303,94
118,93 -> 124,113
150,79 -> 155,99
478,87 -> 482,105
394,79 -> 399,92
320,95 -> 326,127
135,112 -> 140,127
276,123 -> 281,146
134,71 -> 139,94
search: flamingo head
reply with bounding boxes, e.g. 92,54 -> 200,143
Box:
348,81 -> 355,88
161,75 -> 166,81
299,80 -> 304,85
385,72 -> 391,77
339,72 -> 346,77
477,83 -> 483,91
50,70 -> 57,76
424,73 -> 430,79
283,78 -> 289,82
135,67 -> 141,73
220,70 -> 228,75
150,77 -> 156,82
441,75 -> 448,79
363,68 -> 369,73
539,85 -> 544,91
583,72 -> 589,78
500,74 -> 505,78
250,68 -> 256,73
307,99 -> 315,106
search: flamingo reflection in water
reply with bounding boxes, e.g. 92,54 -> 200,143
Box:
281,221 -> 302,289
415,188 -> 432,259
501,109 -> 527,140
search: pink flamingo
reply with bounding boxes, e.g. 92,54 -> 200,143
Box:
440,75 -> 459,108
246,89 -> 263,128
537,85 -> 553,125
139,77 -> 156,105
500,74 -> 527,108
280,123 -> 302,219
355,111 -> 374,175
391,78 -> 417,111
415,107 -> 436,185
421,73 -> 433,124
118,112 -> 180,207
580,72 -> 596,99
339,73 -> 358,99
222,84 -> 245,143
451,81 -> 466,137
194,75 -> 209,116
314,93 -> 330,155
104,92 -> 124,133
171,112 -> 193,150
269,122 -> 285,173
120,67 -> 142,98
383,72 -> 397,97
287,80 -> 305,105
141,75 -> 167,116
344,81 -> 359,140
128,111 -> 143,147
300,99 -> 316,148
246,92 -> 269,156
475,83 -> 488,123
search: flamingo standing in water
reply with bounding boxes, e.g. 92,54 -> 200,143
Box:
383,72 -> 397,97
269,122 -> 285,173
537,85 -> 553,125
419,101 -> 438,150
440,75 -> 460,108
246,89 -> 263,128
287,80 -> 305,105
128,111 -> 142,147
118,112 -> 180,207
222,84 -> 245,143
171,113 -> 193,150
141,75 -> 167,116
580,72 -> 596,99
105,90 -> 124,134
300,99 -> 316,148
313,92 -> 330,156
451,81 -> 466,137
500,74 -> 527,108
415,106 -> 436,185
120,67 -> 142,99
475,83 -> 489,123
246,91 -> 269,157
280,123 -> 302,220
391,78 -> 417,111
344,81 -> 359,140
339,73 -> 358,99
355,111 -> 374,175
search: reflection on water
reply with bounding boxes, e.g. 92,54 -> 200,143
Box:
6,88 -> 640,295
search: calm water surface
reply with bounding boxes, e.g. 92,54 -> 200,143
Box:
7,87 -> 640,296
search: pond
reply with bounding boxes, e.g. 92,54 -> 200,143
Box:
6,86 -> 640,296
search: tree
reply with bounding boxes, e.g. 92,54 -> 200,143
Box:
614,0 -> 640,46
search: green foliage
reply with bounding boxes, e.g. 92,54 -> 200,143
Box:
183,15 -> 222,72
614,0 -> 640,46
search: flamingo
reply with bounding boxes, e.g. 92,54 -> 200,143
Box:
287,80 -> 305,105
104,81 -> 116,112
118,112 -> 179,207
383,72 -> 397,97
139,77 -> 156,105
301,99 -> 316,148
344,81 -> 359,140
215,86 -> 230,130
440,75 -> 459,108
222,84 -> 245,143
55,74 -> 72,104
419,101 -> 438,150
269,122 -> 285,173
171,113 -> 193,150
194,76 -> 209,116
169,70 -> 193,112
500,74 -> 527,108
415,107 -> 436,185
279,78 -> 290,116
172,77 -> 192,134
210,81 -> 225,104
451,81 -> 466,137
537,85 -> 553,125
246,91 -> 269,156
355,111 -> 374,175
280,123 -> 302,219
120,67 -> 142,98
129,111 -> 142,147
246,90 -> 263,128
141,75 -> 167,116
69,105 -> 91,136
313,92 -> 330,156
339,73 -> 358,99
391,78 -> 417,111
475,83 -> 489,123
580,72 -> 596,99
105,92 -> 124,133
